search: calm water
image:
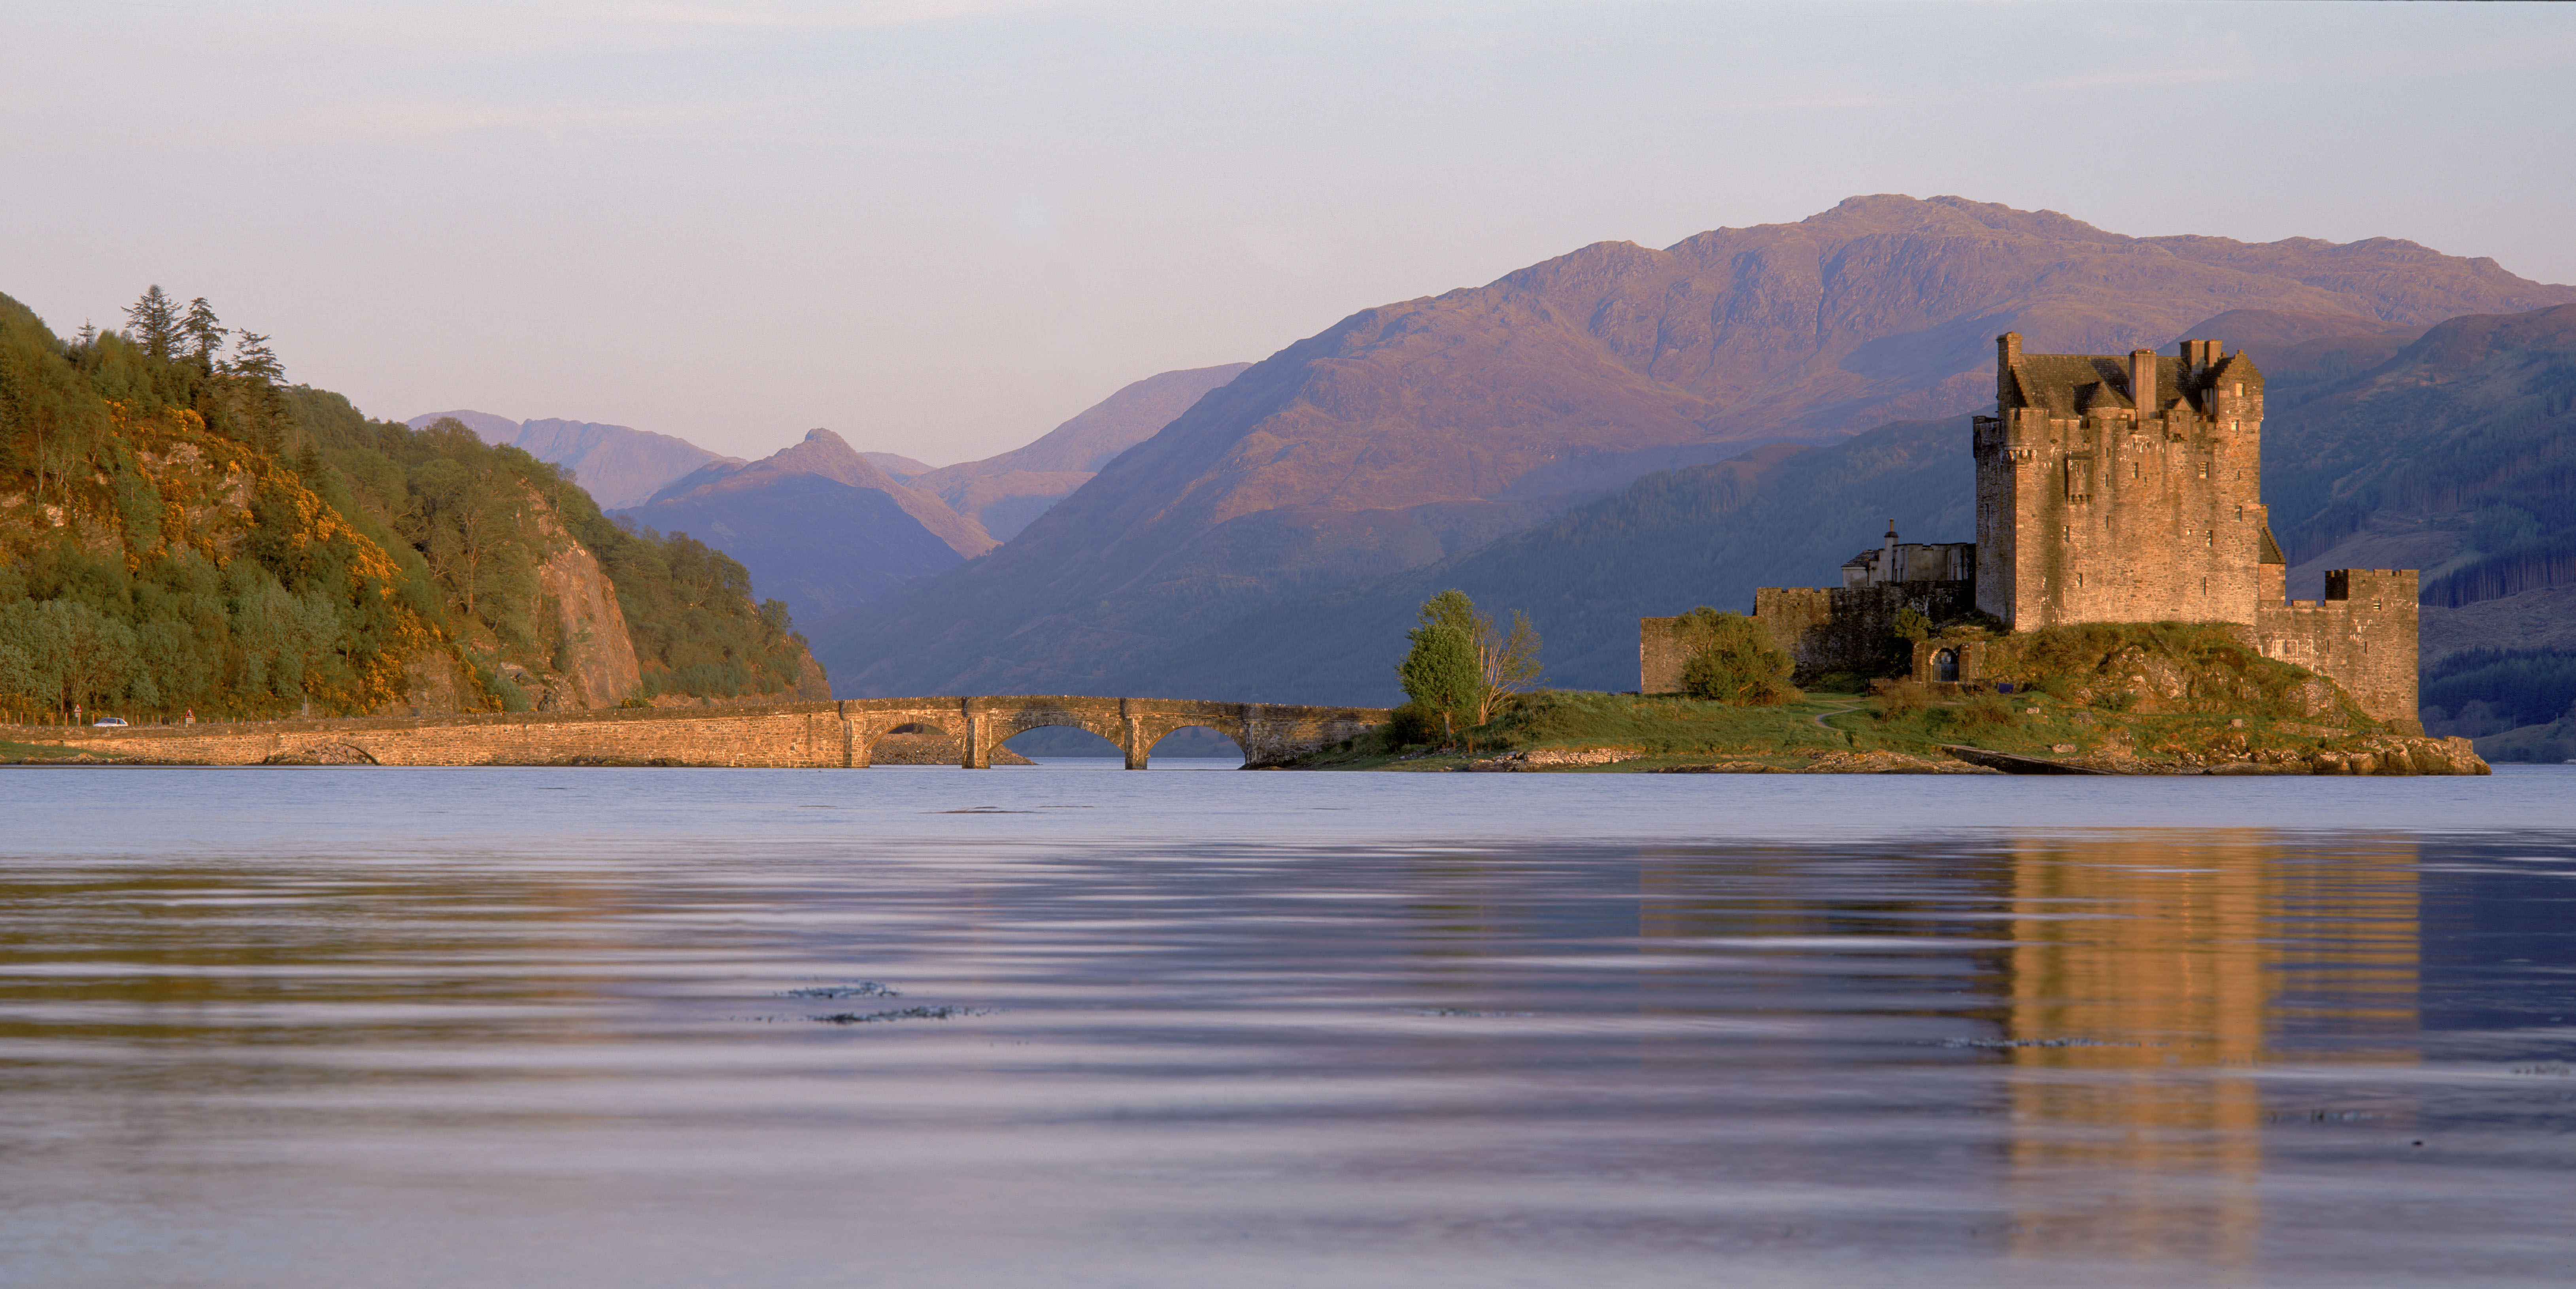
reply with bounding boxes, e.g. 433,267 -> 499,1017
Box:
2,762 -> 2572,1288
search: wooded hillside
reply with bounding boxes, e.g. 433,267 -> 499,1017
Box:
0,288 -> 820,721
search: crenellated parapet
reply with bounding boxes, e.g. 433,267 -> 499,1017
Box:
2253,570 -> 2421,729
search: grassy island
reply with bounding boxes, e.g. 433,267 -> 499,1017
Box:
1299,620 -> 2488,776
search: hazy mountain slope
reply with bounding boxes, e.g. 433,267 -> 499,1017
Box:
916,363 -> 1251,539
863,452 -> 937,481
408,408 -> 522,444
816,196 -> 2574,698
1093,423 -> 1970,705
2169,310 -> 2431,406
646,428 -> 995,559
624,473 -> 962,623
627,429 -> 996,624
404,410 -> 739,510
2260,305 -> 2576,659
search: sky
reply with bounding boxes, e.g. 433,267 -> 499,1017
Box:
6,0 -> 2574,465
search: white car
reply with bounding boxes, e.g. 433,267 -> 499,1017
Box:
92,716 -> 127,727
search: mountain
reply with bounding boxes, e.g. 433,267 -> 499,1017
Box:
863,452 -> 937,481
405,410 -> 738,510
814,195 -> 2576,698
914,364 -> 1251,539
623,428 -> 996,624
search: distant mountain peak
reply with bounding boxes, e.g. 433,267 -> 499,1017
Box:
650,427 -> 995,559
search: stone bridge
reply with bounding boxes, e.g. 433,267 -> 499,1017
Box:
3,696 -> 1389,770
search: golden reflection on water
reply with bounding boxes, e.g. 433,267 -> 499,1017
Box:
1998,832 -> 2421,1272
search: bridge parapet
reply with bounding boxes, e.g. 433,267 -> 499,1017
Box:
5,697 -> 1387,769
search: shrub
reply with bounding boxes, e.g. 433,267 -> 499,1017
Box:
1673,608 -> 1796,704
1955,695 -> 2017,727
1381,701 -> 1443,749
1873,679 -> 1932,718
1739,676 -> 1802,706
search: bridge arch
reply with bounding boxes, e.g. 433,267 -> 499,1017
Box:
1145,723 -> 1245,761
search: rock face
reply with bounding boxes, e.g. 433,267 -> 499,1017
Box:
526,491 -> 643,709
816,196 -> 2575,699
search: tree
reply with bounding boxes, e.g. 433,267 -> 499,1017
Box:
124,285 -> 182,359
226,331 -> 282,385
182,297 -> 228,371
1672,607 -> 1800,705
1475,609 -> 1543,721
1398,589 -> 1545,739
1397,611 -> 1479,745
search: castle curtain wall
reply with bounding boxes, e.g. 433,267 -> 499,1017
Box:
2255,570 -> 2421,729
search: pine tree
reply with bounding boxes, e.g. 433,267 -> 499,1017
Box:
227,332 -> 282,385
182,297 -> 228,371
124,285 -> 182,360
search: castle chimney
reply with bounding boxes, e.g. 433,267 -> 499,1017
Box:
2129,348 -> 2157,417
1882,520 -> 1900,584
1997,332 -> 2022,404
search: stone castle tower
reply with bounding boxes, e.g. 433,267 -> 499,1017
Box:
1974,334 -> 2271,627
1974,334 -> 2418,724
1643,332 -> 2422,728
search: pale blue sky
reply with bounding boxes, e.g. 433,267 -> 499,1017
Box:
6,1 -> 2572,464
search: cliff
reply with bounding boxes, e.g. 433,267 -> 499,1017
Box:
525,486 -> 642,709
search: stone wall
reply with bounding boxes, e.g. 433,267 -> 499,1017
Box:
9,696 -> 1389,770
1641,582 -> 1976,691
1762,583 -> 1975,683
2255,570 -> 2421,729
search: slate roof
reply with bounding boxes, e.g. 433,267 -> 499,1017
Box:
2002,349 -> 2262,416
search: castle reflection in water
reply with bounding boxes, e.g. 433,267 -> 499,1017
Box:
1630,830 -> 2425,1271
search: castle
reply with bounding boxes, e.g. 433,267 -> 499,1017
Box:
1640,334 -> 2421,727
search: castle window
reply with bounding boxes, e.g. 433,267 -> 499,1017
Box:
2206,530 -> 2215,547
